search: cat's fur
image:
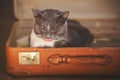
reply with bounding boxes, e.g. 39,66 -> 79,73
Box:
30,9 -> 93,48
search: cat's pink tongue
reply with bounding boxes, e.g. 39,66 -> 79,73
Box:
44,38 -> 52,42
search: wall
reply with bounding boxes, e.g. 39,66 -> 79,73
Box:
14,0 -> 120,20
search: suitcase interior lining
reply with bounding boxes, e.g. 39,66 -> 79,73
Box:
9,20 -> 120,47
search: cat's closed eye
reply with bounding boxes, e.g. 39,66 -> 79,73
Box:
40,25 -> 45,30
51,30 -> 56,33
58,31 -> 65,36
41,29 -> 45,32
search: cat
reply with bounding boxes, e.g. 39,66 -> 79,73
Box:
30,9 -> 93,48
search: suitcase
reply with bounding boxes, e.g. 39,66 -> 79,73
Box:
6,0 -> 120,76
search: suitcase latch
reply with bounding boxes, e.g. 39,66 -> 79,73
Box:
18,52 -> 40,65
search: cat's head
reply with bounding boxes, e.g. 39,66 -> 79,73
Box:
32,9 -> 70,42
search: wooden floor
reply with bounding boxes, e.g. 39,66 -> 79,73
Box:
0,0 -> 120,80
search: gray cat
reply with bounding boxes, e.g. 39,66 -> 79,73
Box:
30,9 -> 93,48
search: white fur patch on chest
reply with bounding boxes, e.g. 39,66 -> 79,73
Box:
30,30 -> 55,47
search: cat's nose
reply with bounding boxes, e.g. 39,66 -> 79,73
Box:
46,34 -> 51,39
44,34 -> 53,41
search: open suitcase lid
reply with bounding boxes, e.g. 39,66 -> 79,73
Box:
14,0 -> 120,20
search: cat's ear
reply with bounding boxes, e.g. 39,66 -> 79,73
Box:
32,8 -> 42,18
62,11 -> 70,19
58,11 -> 70,19
57,11 -> 70,22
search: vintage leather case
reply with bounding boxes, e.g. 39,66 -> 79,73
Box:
6,0 -> 120,76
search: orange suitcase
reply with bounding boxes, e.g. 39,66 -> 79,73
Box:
6,0 -> 120,76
